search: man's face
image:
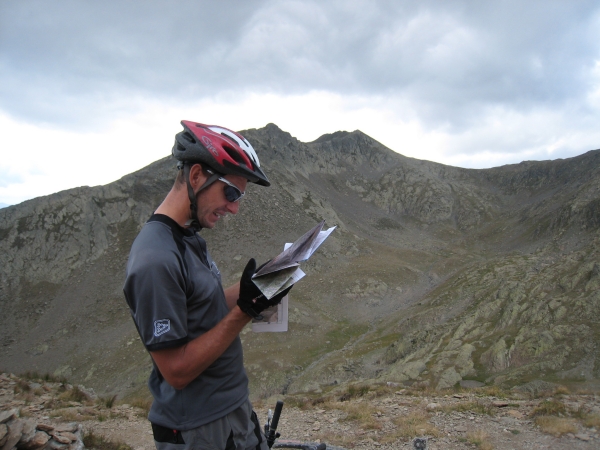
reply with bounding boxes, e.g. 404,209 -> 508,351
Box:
194,174 -> 248,229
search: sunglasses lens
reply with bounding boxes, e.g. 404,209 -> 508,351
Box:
224,185 -> 242,202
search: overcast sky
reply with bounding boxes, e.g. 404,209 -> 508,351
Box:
1,0 -> 599,206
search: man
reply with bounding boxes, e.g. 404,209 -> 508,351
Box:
123,120 -> 290,450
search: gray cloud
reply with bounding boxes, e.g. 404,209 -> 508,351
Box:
1,0 -> 599,135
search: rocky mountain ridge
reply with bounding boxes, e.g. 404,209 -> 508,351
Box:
0,123 -> 598,399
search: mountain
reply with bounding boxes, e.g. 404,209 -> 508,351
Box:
0,123 -> 599,399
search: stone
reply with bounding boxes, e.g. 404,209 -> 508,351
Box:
0,411 -> 18,425
454,426 -> 468,432
575,434 -> 591,441
426,403 -> 440,411
506,410 -> 524,419
492,401 -> 509,407
53,424 -> 77,434
42,439 -> 69,450
459,380 -> 484,389
17,419 -> 37,446
436,367 -> 462,390
1,419 -> 24,450
36,425 -> 54,433
52,435 -> 72,445
19,431 -> 51,450
513,380 -> 558,397
412,437 -> 428,449
57,432 -> 77,442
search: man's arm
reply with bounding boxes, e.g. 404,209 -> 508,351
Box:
150,259 -> 268,390
150,305 -> 250,390
224,282 -> 240,310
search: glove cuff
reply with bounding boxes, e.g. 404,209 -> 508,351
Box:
237,300 -> 264,321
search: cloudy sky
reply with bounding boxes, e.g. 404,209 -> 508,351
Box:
1,0 -> 599,206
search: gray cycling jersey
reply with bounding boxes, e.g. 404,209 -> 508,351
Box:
124,214 -> 248,430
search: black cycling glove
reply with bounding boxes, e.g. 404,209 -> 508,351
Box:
237,258 -> 293,320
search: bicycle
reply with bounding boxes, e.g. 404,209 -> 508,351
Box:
263,400 -> 347,450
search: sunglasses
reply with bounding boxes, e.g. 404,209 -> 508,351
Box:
204,169 -> 245,202
218,176 -> 245,202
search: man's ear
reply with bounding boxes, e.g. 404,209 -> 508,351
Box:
188,164 -> 206,191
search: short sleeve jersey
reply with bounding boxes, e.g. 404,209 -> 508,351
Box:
123,214 -> 248,430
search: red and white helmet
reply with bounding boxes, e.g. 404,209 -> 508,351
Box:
172,120 -> 270,186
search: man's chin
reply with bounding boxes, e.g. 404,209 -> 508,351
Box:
200,213 -> 223,229
196,218 -> 216,229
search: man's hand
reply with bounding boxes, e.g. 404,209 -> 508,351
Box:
237,258 -> 292,320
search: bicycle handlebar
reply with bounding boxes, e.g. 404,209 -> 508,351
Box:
266,400 -> 284,448
265,400 -> 347,450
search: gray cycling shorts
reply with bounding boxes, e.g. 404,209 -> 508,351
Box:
152,399 -> 268,450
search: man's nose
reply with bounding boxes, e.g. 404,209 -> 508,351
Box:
226,200 -> 240,214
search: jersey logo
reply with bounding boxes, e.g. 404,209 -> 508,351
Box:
154,319 -> 171,337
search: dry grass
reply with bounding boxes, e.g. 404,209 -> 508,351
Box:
18,371 -> 67,384
283,383 -> 395,408
127,395 -> 153,416
13,379 -> 31,394
337,383 -> 371,402
467,430 -> 494,450
59,385 -> 91,404
284,395 -> 328,410
379,411 -> 440,444
314,432 -> 356,449
529,397 -> 600,434
441,400 -> 496,416
551,385 -> 571,397
474,385 -> 509,399
534,416 -> 578,436
283,390 -> 443,446
530,399 -> 567,417
403,386 -> 439,397
97,394 -> 118,409
49,408 -> 97,422
582,413 -> 600,429
83,431 -> 133,450
336,402 -> 382,430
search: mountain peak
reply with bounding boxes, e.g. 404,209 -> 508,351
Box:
1,125 -> 599,398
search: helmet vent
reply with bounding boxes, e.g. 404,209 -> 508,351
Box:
181,132 -> 196,144
223,145 -> 247,166
220,132 -> 241,147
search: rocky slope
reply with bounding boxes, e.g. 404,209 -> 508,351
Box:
0,123 -> 598,400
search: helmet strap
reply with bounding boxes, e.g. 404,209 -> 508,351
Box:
182,163 -> 221,231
